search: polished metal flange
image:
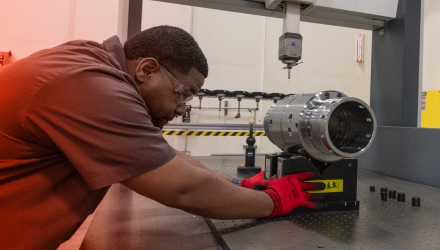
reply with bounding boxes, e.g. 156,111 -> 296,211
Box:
264,91 -> 377,162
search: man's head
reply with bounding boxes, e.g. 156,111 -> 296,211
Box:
124,25 -> 208,128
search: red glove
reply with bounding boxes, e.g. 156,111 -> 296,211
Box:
240,171 -> 271,189
262,172 -> 322,218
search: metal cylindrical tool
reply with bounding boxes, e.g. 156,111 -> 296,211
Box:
381,192 -> 387,201
236,96 -> 242,118
196,89 -> 212,109
412,197 -> 420,207
264,91 -> 377,162
231,91 -> 250,119
398,192 -> 406,202
389,190 -> 396,199
370,186 -> 375,192
198,95 -> 203,108
212,90 -> 230,119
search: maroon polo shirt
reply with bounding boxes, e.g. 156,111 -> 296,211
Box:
0,36 -> 176,249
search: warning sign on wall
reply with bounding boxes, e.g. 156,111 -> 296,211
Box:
421,92 -> 426,111
356,34 -> 364,62
421,90 -> 440,128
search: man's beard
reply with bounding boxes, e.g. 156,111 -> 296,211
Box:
151,118 -> 169,129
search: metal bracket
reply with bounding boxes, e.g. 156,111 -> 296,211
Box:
265,0 -> 315,11
265,0 -> 283,10
224,101 -> 228,116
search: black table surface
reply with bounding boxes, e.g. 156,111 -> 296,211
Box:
81,156 -> 440,250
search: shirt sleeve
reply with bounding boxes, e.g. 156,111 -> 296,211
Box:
21,68 -> 176,190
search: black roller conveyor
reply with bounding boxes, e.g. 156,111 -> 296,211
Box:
249,92 -> 269,99
268,93 -> 285,103
231,91 -> 251,98
197,89 -> 213,96
212,90 -> 231,97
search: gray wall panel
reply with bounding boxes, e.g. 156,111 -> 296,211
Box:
358,126 -> 440,188
370,0 -> 421,127
128,0 -> 143,39
401,0 -> 421,127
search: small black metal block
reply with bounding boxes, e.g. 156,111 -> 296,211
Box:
381,192 -> 388,201
389,190 -> 396,199
398,192 -> 406,202
412,197 -> 420,207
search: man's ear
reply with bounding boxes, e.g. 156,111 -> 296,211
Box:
135,58 -> 160,84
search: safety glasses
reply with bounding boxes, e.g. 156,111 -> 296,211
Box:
138,58 -> 194,104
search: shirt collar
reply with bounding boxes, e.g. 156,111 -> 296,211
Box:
102,35 -> 129,74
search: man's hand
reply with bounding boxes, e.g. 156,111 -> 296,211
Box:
262,172 -> 323,218
240,171 -> 270,189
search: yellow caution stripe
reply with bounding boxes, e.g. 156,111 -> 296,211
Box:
162,130 -> 266,136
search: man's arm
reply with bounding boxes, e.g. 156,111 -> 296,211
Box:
172,148 -> 234,183
121,155 -> 274,219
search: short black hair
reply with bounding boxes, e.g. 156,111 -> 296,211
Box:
124,25 -> 208,78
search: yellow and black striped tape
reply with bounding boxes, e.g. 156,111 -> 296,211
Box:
162,131 -> 266,136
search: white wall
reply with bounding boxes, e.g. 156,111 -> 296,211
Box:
186,7 -> 267,155
0,0 -> 119,61
71,0 -> 120,41
260,18 -> 372,153
262,19 -> 371,102
0,0 -> 71,61
141,1 -> 192,32
0,0 -> 373,156
423,0 -> 440,91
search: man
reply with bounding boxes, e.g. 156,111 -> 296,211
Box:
0,25 -> 321,249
